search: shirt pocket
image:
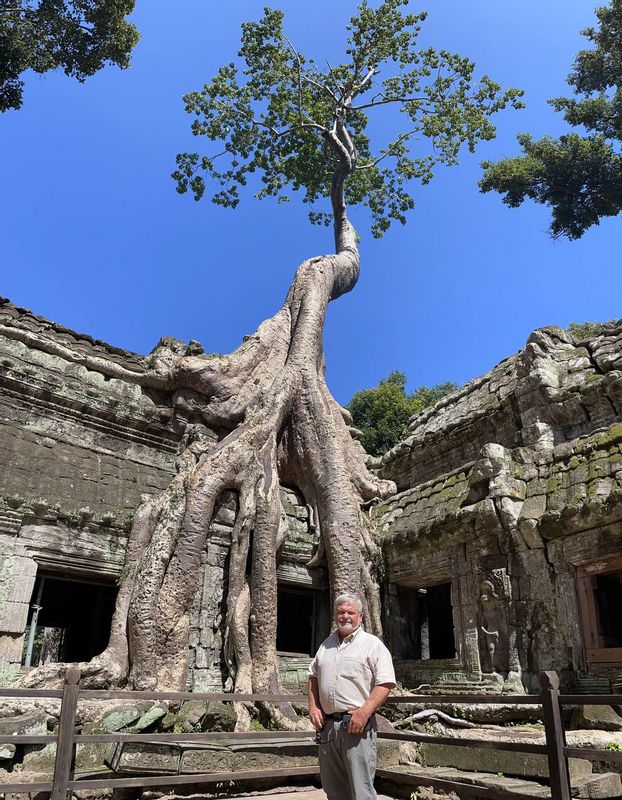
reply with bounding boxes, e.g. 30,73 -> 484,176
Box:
339,657 -> 371,681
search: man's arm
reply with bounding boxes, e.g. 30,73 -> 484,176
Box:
308,676 -> 325,731
347,683 -> 393,734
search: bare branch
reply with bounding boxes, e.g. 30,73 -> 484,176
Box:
357,128 -> 420,170
302,74 -> 339,104
324,58 -> 343,98
352,65 -> 377,98
211,98 -> 326,138
253,118 -> 326,138
351,94 -> 427,112
283,34 -> 304,124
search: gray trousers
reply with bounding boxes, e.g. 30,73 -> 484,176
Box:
318,718 -> 377,800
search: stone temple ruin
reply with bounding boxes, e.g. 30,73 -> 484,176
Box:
1,296 -> 622,697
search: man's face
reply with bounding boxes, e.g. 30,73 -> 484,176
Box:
335,601 -> 363,639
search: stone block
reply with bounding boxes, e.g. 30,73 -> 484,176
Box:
0,710 -> 49,736
22,742 -> 57,772
107,742 -> 181,774
203,700 -> 237,732
0,599 -> 29,633
570,704 -> 622,732
420,742 -> 592,779
0,743 -> 16,759
180,738 -> 318,774
96,704 -> 143,732
179,744 -> 234,773
0,632 -> 26,663
130,703 -> 167,731
571,771 -> 622,798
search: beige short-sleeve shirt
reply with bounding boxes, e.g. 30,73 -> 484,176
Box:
308,626 -> 396,714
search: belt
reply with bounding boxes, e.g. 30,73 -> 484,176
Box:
326,712 -> 349,720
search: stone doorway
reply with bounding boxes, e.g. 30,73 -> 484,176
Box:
276,586 -> 327,657
576,555 -> 622,670
22,573 -> 117,667
390,582 -> 456,661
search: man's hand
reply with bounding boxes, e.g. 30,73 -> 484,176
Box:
307,676 -> 325,731
346,706 -> 370,734
310,707 -> 326,731
346,683 -> 393,734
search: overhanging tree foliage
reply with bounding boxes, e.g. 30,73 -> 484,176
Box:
6,1 -> 521,719
0,0 -> 139,112
348,371 -> 458,456
480,0 -> 622,239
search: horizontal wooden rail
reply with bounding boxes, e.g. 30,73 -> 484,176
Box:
72,730 -> 314,744
0,687 -> 64,698
78,690 -> 308,702
558,693 -> 622,705
384,693 -> 542,705
64,765 -> 321,791
0,734 -> 57,745
0,781 -> 54,793
378,730 -> 547,755
565,746 -> 622,764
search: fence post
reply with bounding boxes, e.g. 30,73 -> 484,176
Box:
51,667 -> 81,800
540,670 -> 571,800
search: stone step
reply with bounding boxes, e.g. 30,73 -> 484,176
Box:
419,741 -> 593,781
573,676 -> 612,694
571,770 -> 622,798
380,764 -> 551,798
381,764 -> 622,799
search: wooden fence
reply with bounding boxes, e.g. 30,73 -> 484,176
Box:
0,669 -> 620,800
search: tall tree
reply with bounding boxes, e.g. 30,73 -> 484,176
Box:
0,0 -> 139,112
348,371 -> 458,456
480,0 -> 622,239
6,1 -> 521,715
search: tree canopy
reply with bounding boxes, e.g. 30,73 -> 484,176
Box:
0,0 -> 139,112
480,0 -> 622,239
173,0 -> 524,238
348,371 -> 458,456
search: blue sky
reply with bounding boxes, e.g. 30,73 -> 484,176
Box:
1,0 -> 619,405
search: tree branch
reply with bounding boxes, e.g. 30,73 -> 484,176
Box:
302,74 -> 339,104
352,65 -> 377,98
283,34 -> 304,125
351,94 -> 427,112
357,128 -> 420,170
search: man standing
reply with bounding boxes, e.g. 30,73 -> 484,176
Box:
308,593 -> 396,800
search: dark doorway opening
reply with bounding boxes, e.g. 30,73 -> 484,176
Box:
391,582 -> 455,660
427,583 -> 456,659
22,574 -> 117,667
276,587 -> 322,656
594,571 -> 622,648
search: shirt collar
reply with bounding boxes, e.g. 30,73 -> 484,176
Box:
336,624 -> 363,644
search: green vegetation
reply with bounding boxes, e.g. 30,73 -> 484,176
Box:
0,1 -> 139,112
480,0 -> 622,239
604,740 -> 622,751
567,320 -> 608,339
348,371 -> 458,456
173,0 -> 523,238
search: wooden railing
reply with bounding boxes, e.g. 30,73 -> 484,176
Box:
0,669 -> 620,800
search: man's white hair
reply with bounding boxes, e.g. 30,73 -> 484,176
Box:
334,593 -> 363,613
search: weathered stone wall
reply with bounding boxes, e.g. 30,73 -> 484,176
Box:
373,322 -> 622,692
380,323 -> 622,491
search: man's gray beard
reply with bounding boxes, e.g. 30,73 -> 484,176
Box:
337,622 -> 355,633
